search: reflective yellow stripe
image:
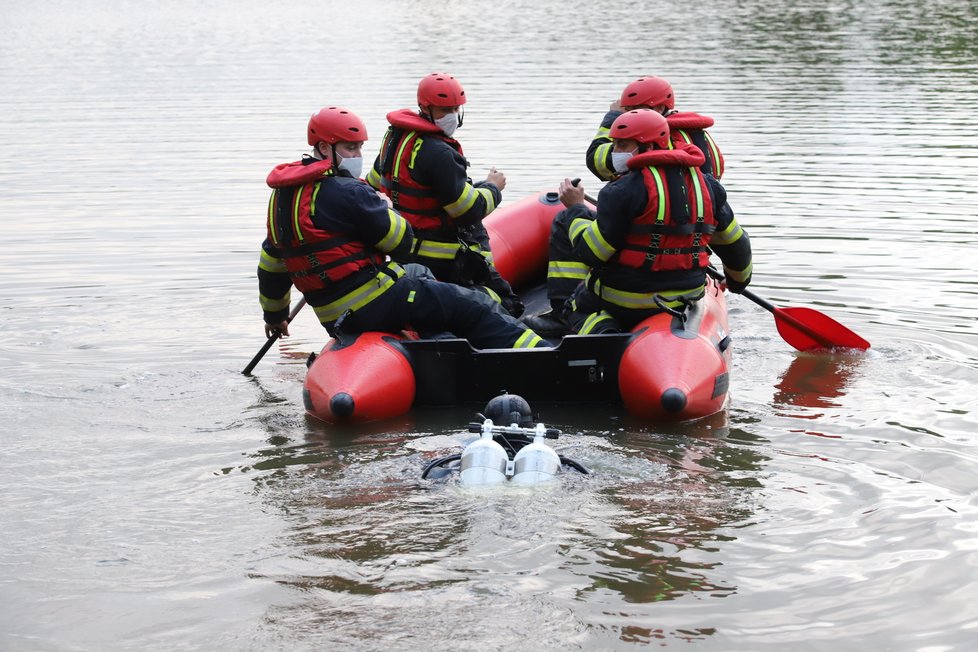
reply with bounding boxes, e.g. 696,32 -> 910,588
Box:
724,262 -> 753,282
583,221 -> 615,262
591,128 -> 615,180
689,169 -> 704,219
409,138 -> 423,168
579,310 -> 614,335
649,168 -> 666,222
258,249 -> 287,273
310,181 -> 321,217
259,291 -> 291,313
292,189 -> 304,243
444,182 -> 479,217
712,218 -> 744,245
267,190 -> 279,245
569,217 -> 592,242
466,243 -> 494,264
392,131 -> 417,180
414,239 -> 460,260
480,285 -> 501,303
513,329 -> 544,349
547,259 -> 589,280
704,132 -> 722,177
312,264 -> 405,323
376,210 -> 408,252
478,186 -> 497,214
365,166 -> 382,190
590,277 -> 705,310
366,132 -> 388,191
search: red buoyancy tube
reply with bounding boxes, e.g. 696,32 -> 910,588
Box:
378,109 -> 465,231
618,142 -> 716,272
265,159 -> 383,295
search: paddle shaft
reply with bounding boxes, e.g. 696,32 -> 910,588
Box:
703,267 -> 838,348
241,297 -> 307,375
582,189 -> 868,350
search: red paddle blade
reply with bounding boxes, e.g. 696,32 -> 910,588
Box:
773,306 -> 871,352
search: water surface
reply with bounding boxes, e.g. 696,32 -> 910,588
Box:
2,1 -> 977,650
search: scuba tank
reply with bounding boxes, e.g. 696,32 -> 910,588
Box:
421,392 -> 590,484
510,423 -> 562,485
458,419 -> 509,485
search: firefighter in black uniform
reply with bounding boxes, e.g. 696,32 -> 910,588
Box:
535,109 -> 752,335
365,72 -> 524,318
258,106 -> 544,350
526,76 -> 731,335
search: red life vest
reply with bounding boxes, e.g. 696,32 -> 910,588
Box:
265,158 -> 383,295
376,109 -> 464,232
617,143 -> 717,272
667,111 -> 724,179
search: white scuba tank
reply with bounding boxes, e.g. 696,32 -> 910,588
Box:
459,419 -> 509,485
510,423 -> 561,485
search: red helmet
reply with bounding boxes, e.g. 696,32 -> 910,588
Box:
417,72 -> 467,108
610,109 -> 671,149
306,106 -> 368,147
619,76 -> 675,110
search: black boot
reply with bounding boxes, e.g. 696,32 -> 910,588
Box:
522,309 -> 571,336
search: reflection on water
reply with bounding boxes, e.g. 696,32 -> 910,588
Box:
3,0 -> 978,649
772,352 -> 864,416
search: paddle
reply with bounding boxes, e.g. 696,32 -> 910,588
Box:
578,187 -> 869,352
241,298 -> 308,375
703,267 -> 869,351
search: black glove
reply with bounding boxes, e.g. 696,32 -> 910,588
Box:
501,294 -> 525,319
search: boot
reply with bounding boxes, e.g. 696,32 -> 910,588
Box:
522,309 -> 571,336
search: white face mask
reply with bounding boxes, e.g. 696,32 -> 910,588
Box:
336,155 -> 363,179
434,113 -> 459,137
611,150 -> 635,174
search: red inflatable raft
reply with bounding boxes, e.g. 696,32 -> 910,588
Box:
302,191 -> 732,424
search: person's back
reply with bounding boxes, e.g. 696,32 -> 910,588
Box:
567,109 -> 752,334
569,109 -> 752,334
366,72 -> 523,317
524,76 -> 728,335
258,105 -> 544,350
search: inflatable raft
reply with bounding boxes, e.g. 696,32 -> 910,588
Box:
302,191 -> 733,424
